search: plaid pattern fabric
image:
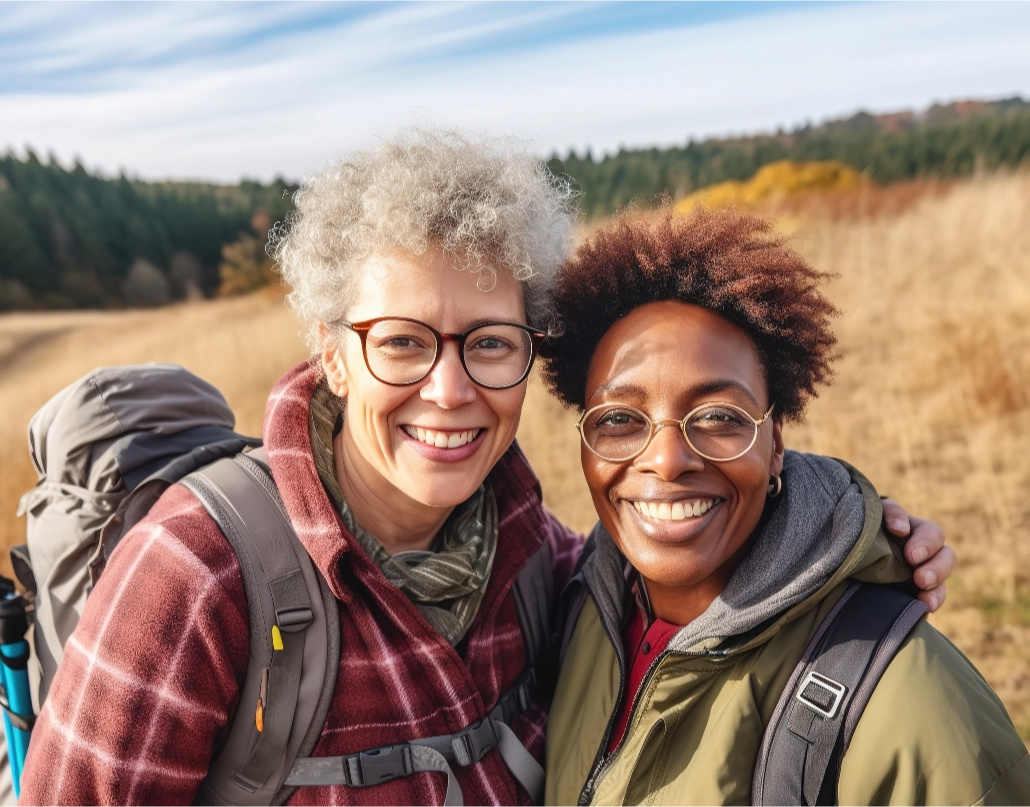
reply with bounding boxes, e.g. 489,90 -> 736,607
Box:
20,360 -> 582,806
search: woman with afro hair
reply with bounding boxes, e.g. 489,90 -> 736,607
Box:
541,207 -> 1030,805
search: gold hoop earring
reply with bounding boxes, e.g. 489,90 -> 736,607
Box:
767,474 -> 782,498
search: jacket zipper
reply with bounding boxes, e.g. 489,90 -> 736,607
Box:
577,633 -> 721,805
577,647 -> 670,805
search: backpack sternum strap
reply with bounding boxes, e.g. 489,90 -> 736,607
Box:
284,669 -> 544,805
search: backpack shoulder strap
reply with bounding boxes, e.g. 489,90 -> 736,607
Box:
752,581 -> 929,806
510,539 -> 554,682
181,449 -> 340,806
557,531 -> 596,671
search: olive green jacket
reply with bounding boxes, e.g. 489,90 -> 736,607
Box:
546,453 -> 1030,806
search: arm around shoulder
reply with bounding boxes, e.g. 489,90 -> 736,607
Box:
838,619 -> 1030,805
19,484 -> 250,806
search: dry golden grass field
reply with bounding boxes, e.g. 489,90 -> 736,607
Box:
1,171 -> 1028,744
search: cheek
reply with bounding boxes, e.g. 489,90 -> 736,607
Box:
349,378 -> 411,428
487,388 -> 528,435
581,450 -> 620,516
725,453 -> 774,522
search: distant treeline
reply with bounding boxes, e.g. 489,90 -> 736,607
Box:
548,96 -> 1030,218
0,151 -> 294,311
3,97 -> 1029,311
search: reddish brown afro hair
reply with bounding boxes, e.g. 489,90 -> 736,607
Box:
539,207 -> 838,421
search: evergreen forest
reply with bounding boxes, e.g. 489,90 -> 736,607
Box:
2,96 -> 1028,311
548,97 -> 1030,217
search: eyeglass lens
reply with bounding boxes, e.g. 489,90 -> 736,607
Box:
581,403 -> 760,461
362,319 -> 535,388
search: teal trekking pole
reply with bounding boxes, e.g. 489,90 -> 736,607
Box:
0,577 -> 32,798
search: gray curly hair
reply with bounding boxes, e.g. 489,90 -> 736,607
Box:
271,128 -> 578,353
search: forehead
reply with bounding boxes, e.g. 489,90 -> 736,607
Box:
584,301 -> 767,407
348,247 -> 526,324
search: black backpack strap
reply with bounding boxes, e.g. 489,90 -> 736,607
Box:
753,581 -> 929,806
510,539 -> 554,693
182,449 -> 340,806
557,532 -> 596,671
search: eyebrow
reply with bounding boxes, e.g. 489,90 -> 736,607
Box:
588,379 -> 763,409
462,318 -> 528,330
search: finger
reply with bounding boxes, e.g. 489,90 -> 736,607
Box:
904,516 -> 947,566
912,545 -> 956,591
918,581 -> 947,613
881,497 -> 912,538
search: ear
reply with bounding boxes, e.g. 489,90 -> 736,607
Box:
769,418 -> 785,478
319,323 -> 348,398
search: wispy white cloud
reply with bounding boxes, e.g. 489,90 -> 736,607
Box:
2,2 -> 1028,182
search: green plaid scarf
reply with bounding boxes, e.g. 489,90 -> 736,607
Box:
309,380 -> 498,646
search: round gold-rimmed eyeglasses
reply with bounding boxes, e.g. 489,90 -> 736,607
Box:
339,316 -> 546,390
577,401 -> 775,463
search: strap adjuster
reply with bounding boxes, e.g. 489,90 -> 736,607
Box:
352,743 -> 413,785
275,606 -> 313,632
796,671 -> 847,719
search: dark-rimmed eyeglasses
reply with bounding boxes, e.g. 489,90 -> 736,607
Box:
338,317 -> 546,390
577,401 -> 775,462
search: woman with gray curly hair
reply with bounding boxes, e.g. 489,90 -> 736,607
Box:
21,128 -> 951,807
22,127 -> 582,807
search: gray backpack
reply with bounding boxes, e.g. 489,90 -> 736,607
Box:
8,364 -> 552,805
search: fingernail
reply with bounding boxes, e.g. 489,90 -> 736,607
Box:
923,572 -> 938,588
911,547 -> 928,564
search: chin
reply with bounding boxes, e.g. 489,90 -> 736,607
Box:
404,478 -> 483,509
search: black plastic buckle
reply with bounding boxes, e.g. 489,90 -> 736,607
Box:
355,743 -> 413,785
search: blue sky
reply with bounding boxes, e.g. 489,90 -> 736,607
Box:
3,1 -> 1029,183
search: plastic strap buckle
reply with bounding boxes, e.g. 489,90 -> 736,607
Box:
352,743 -> 413,786
796,671 -> 847,719
452,718 -> 498,766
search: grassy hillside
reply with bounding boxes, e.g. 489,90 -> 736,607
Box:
1,171 -> 1028,742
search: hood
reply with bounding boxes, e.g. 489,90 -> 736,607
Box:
582,450 -> 910,657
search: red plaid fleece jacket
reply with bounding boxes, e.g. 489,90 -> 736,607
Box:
20,361 -> 582,806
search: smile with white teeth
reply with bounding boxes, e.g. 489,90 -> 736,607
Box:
403,426 -> 481,449
631,498 -> 718,521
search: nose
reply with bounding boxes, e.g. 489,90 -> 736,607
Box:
419,341 -> 477,408
633,421 -> 704,480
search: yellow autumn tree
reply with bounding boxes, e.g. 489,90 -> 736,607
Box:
218,210 -> 277,296
675,160 -> 869,212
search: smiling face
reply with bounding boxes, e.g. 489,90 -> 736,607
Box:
321,246 -> 528,541
582,301 -> 784,624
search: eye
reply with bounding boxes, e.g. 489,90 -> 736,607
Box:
690,405 -> 750,433
468,334 -> 515,354
369,332 -> 433,354
591,407 -> 648,435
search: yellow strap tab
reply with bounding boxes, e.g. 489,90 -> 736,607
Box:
271,625 -> 284,651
